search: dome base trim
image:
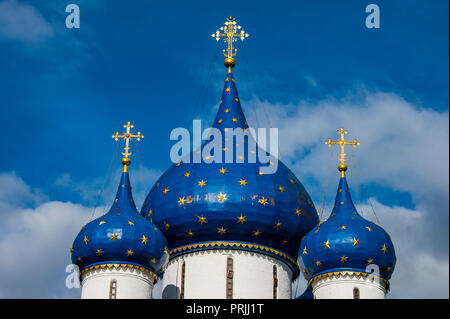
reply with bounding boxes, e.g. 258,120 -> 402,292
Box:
80,262 -> 158,280
168,240 -> 299,276
308,269 -> 389,289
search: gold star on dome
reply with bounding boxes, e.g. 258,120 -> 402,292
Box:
176,162 -> 181,167
235,97 -> 239,101
339,225 -> 347,229
219,167 -> 227,174
128,221 -> 134,226
164,222 -> 170,230
217,227 -> 227,234
226,87 -> 231,92
178,197 -> 186,206
217,192 -> 228,203
83,236 -> 89,245
323,240 -> 331,249
141,235 -> 148,244
352,238 -> 360,247
110,233 -> 119,242
150,258 -> 156,263
70,246 -> 74,253
278,186 -> 286,192
232,118 -> 238,122
148,209 -> 153,217
314,228 -> 320,233
302,247 -> 308,255
316,260 -> 322,267
197,215 -> 207,225
387,266 -> 391,271
218,119 -> 223,123
366,226 -> 372,231
258,171 -> 264,176
238,179 -> 247,186
126,249 -> 133,256
162,187 -> 170,195
274,221 -> 282,230
184,171 -> 191,178
164,247 -> 168,254
259,196 -> 269,206
253,229 -> 262,237
99,221 -> 106,225
367,258 -> 374,265
198,180 -> 207,188
186,230 -> 195,237
340,256 -> 348,262
237,214 -> 247,224
77,257 -> 82,262
96,249 -> 103,256
295,208 -> 301,216
225,109 -> 230,113
281,239 -> 288,245
381,244 -> 388,254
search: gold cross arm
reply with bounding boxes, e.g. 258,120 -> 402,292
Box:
112,121 -> 144,171
325,128 -> 360,176
211,16 -> 249,59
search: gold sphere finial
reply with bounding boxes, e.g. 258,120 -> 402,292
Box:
224,57 -> 236,72
229,16 -> 233,20
122,157 -> 131,166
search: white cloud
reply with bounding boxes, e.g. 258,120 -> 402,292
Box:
0,0 -> 53,43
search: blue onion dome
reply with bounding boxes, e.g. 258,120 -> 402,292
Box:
71,161 -> 169,279
141,68 -> 319,276
299,168 -> 396,285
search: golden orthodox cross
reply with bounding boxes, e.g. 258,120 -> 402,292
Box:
112,121 -> 144,172
325,128 -> 360,177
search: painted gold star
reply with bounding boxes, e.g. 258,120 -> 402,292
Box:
237,214 -> 247,224
217,192 -> 227,203
162,187 -> 170,195
197,215 -> 207,225
253,229 -> 262,237
126,249 -> 133,256
70,246 -> 74,253
302,247 -> 308,255
274,221 -> 282,230
367,258 -> 374,265
381,244 -> 387,254
178,197 -> 186,206
83,236 -> 89,245
184,171 -> 191,178
387,266 -> 391,271
141,235 -> 148,244
217,227 -> 227,234
128,221 -> 134,226
96,249 -> 103,256
110,233 -> 119,242
164,222 -> 170,230
226,87 -> 231,92
258,171 -> 264,176
281,239 -> 288,245
148,209 -> 153,217
316,260 -> 322,267
259,196 -> 269,206
323,240 -> 331,249
352,238 -> 360,247
232,118 -> 238,122
278,186 -> 286,192
219,167 -> 227,174
340,256 -> 348,262
339,225 -> 346,229
238,179 -> 247,186
198,180 -> 207,188
186,230 -> 195,237
164,247 -> 168,254
225,108 -> 230,113
99,221 -> 106,225
295,208 -> 301,216
77,257 -> 82,262
366,226 -> 372,231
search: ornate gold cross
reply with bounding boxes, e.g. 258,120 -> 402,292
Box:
211,16 -> 249,71
112,121 -> 144,172
325,128 -> 360,177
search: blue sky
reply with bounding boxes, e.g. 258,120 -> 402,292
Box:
0,0 -> 448,298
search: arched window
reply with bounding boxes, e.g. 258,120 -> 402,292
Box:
273,265 -> 278,299
226,257 -> 233,299
180,261 -> 185,299
353,287 -> 360,299
109,279 -> 117,299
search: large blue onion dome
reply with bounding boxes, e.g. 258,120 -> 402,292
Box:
141,69 -> 319,276
298,169 -> 396,286
71,164 -> 169,279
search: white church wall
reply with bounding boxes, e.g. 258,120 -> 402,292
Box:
161,249 -> 293,299
81,266 -> 155,299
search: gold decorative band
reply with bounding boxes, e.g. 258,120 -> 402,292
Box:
169,241 -> 297,266
80,263 -> 158,280
308,270 -> 388,287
